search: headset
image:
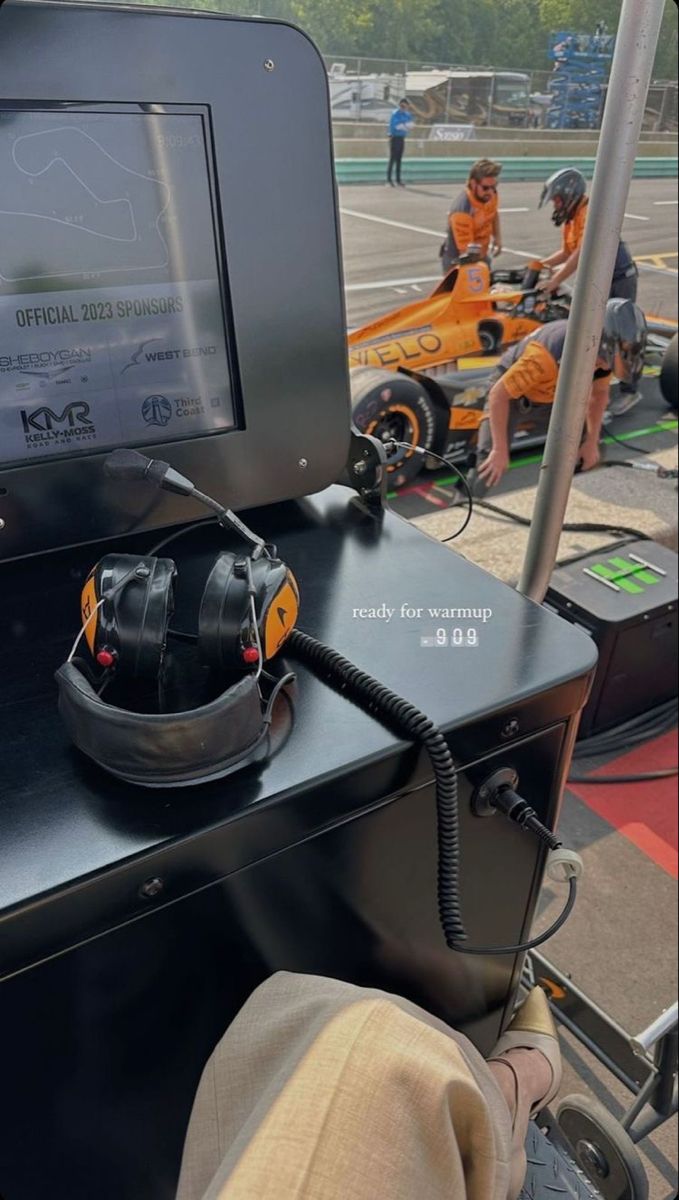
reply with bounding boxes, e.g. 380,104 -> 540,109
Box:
56,447 -> 582,955
55,449 -> 299,788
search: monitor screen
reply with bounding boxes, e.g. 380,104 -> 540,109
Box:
0,105 -> 235,467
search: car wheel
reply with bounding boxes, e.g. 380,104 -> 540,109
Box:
350,368 -> 442,489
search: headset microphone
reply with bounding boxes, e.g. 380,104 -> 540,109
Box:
103,448 -> 267,556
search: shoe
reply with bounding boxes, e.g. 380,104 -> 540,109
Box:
607,390 -> 642,418
488,987 -> 562,1118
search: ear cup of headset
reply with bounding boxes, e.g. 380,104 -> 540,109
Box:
257,560 -> 300,660
81,554 -> 177,679
198,552 -> 251,671
198,553 -> 300,672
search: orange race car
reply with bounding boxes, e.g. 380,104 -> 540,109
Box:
348,253 -> 675,487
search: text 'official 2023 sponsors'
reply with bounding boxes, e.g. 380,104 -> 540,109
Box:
0,282 -> 235,464
13,294 -> 186,327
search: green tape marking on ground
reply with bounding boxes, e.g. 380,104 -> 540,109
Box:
502,419 -> 678,470
386,419 -> 678,500
602,419 -> 678,446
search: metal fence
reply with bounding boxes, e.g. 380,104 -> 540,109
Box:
325,54 -> 678,132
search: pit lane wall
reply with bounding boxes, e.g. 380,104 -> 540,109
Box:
332,125 -> 678,184
336,156 -> 678,183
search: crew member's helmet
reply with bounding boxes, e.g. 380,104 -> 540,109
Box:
599,298 -> 647,384
539,167 -> 586,226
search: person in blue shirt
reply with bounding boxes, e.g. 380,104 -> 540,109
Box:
387,99 -> 414,187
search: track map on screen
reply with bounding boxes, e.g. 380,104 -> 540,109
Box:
0,109 -> 234,464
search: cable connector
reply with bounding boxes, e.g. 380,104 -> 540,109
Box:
491,785 -> 562,851
546,848 -> 585,883
472,771 -> 566,852
382,438 -> 427,459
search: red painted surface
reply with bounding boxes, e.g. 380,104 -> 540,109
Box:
569,731 -> 678,879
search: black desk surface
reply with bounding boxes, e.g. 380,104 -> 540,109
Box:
0,486 -> 596,977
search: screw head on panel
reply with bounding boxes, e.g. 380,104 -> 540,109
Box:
139,877 -> 164,900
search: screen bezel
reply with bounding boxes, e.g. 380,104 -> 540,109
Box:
0,99 -> 244,469
0,1 -> 351,561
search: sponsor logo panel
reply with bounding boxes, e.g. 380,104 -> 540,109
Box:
0,280 -> 235,461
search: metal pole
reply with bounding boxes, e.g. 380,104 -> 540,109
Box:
518,0 -> 665,602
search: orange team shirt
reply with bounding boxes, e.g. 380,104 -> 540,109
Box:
499,321 -> 611,405
448,187 -> 498,258
562,196 -> 589,257
562,197 -> 634,275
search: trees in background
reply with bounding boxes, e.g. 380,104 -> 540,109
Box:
153,0 -> 677,80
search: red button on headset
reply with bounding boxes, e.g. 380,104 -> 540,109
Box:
96,649 -> 117,669
242,647 -> 260,666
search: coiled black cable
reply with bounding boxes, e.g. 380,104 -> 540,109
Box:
288,629 -> 578,957
288,628 -> 466,947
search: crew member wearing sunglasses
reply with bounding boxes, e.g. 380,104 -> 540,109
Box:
439,158 -> 503,273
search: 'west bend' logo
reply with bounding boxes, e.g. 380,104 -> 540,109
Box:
122,340 -> 217,372
21,402 -> 93,434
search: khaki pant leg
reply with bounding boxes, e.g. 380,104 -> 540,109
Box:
176,972 -> 512,1200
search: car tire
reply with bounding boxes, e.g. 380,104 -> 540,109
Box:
350,367 -> 443,489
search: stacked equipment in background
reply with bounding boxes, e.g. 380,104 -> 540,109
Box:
546,27 -> 615,131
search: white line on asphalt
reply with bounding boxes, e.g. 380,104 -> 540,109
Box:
624,212 -> 650,221
340,208 -> 678,285
500,207 -> 530,213
340,208 -> 442,238
346,274 -> 441,292
653,200 -> 678,205
339,210 -> 540,265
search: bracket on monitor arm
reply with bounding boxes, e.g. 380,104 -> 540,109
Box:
337,430 -> 388,508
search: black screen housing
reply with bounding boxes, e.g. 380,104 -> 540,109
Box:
0,1 -> 351,560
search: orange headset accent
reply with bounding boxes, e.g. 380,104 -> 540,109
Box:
80,575 -> 99,655
264,573 -> 300,660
